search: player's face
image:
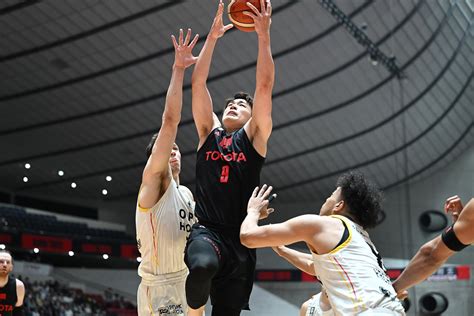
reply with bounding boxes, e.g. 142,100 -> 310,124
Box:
0,253 -> 13,276
319,187 -> 343,216
222,98 -> 252,130
169,143 -> 181,174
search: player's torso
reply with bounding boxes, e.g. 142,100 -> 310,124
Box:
312,216 -> 404,315
0,276 -> 17,315
136,180 -> 195,277
195,127 -> 264,227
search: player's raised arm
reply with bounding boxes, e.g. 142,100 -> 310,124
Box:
192,0 -> 233,147
244,0 -> 274,157
140,29 -> 198,209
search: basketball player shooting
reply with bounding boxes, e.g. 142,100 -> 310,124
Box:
184,0 -> 274,315
135,28 -> 198,315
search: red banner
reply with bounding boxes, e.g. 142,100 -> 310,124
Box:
0,233 -> 12,243
120,244 -> 139,258
81,243 -> 112,254
21,234 -> 72,253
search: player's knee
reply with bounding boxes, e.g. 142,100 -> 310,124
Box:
186,240 -> 219,279
189,254 -> 218,278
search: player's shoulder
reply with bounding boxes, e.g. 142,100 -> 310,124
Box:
178,185 -> 194,199
15,278 -> 24,289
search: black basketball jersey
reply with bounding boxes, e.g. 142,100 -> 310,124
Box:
195,127 -> 265,228
0,276 -> 17,315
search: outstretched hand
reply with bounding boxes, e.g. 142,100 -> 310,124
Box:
248,184 -> 275,220
209,0 -> 234,40
444,195 -> 463,223
243,0 -> 272,36
171,28 -> 199,69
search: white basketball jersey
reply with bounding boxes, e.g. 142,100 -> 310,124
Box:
311,215 -> 405,315
136,179 -> 196,279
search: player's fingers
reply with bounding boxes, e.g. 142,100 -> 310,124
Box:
189,34 -> 199,49
179,28 -> 184,45
246,2 -> 261,16
259,184 -> 268,197
263,185 -> 273,199
184,28 -> 191,46
171,35 -> 178,49
252,186 -> 259,197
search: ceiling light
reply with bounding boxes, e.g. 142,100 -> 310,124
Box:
58,170 -> 65,176
102,189 -> 108,196
105,176 -> 112,182
23,176 -> 28,183
68,251 -> 74,257
71,182 -> 77,189
102,254 -> 109,260
0,244 -> 5,250
24,163 -> 31,169
33,248 -> 40,253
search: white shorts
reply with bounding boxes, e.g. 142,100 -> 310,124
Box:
137,269 -> 188,316
305,293 -> 334,316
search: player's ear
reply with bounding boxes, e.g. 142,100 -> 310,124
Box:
333,200 -> 345,214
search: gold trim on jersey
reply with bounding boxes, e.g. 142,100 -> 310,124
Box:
328,215 -> 352,254
138,203 -> 150,213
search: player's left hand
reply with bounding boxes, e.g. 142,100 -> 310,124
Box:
243,0 -> 272,37
248,184 -> 275,220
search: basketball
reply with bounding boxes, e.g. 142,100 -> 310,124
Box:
228,0 -> 263,32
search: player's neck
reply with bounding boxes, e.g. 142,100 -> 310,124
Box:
0,274 -> 8,287
172,173 -> 180,186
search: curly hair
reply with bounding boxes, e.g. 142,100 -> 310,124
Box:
336,170 -> 383,229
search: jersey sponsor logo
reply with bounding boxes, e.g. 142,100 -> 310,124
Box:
178,209 -> 194,235
218,136 -> 232,149
0,293 -> 5,300
205,151 -> 247,162
0,304 -> 14,312
158,303 -> 184,315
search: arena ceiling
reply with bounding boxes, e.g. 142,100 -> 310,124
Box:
0,0 -> 472,206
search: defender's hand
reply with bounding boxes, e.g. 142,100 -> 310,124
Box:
444,195 -> 463,223
248,184 -> 275,220
172,28 -> 199,69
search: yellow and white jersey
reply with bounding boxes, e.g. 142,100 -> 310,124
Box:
136,178 -> 196,279
311,215 -> 405,316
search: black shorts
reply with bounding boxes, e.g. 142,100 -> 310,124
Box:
185,223 -> 256,310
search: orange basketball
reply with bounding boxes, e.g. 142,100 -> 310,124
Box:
228,0 -> 262,32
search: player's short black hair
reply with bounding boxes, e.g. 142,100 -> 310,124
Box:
146,133 -> 158,158
337,170 -> 383,229
224,92 -> 253,110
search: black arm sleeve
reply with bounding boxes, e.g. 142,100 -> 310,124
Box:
441,224 -> 469,251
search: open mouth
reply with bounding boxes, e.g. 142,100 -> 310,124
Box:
227,110 -> 238,117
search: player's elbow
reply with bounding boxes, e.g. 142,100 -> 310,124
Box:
256,80 -> 274,93
162,112 -> 180,126
240,231 -> 258,248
